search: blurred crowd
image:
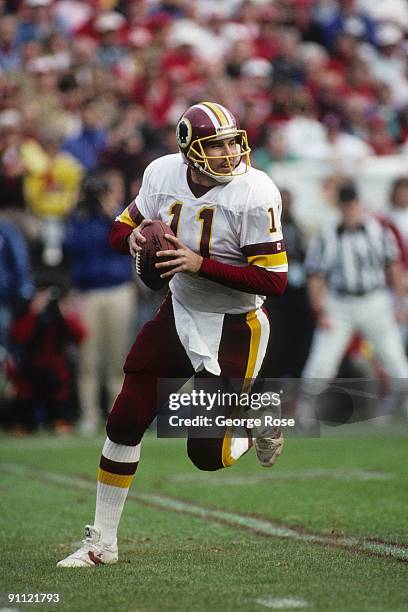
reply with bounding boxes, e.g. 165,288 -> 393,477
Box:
1,0 -> 408,434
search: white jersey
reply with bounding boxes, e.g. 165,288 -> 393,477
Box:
117,153 -> 287,314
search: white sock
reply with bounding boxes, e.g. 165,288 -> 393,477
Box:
94,437 -> 141,546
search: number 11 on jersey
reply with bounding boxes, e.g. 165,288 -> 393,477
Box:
169,202 -> 215,257
198,207 -> 215,258
169,201 -> 183,235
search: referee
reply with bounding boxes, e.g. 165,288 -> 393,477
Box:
299,183 -> 408,423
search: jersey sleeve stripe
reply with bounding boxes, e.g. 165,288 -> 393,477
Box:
265,263 -> 288,273
115,202 -> 144,228
247,252 -> 288,268
128,201 -> 144,225
241,240 -> 285,257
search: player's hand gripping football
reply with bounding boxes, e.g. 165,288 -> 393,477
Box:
127,219 -> 153,257
155,234 -> 203,279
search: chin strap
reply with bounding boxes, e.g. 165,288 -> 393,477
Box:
194,161 -> 235,184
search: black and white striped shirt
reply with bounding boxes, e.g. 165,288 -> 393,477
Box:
305,216 -> 400,295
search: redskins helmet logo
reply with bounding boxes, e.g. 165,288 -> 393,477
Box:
176,117 -> 192,148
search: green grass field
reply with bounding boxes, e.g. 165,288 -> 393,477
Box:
1,427 -> 407,612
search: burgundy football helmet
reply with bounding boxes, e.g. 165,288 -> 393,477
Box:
176,102 -> 251,183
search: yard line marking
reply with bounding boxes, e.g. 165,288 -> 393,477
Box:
0,436 -> 105,450
168,468 -> 394,485
2,463 -> 408,563
255,597 -> 311,609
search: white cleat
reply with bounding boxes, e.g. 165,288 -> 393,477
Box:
57,525 -> 118,567
255,435 -> 284,468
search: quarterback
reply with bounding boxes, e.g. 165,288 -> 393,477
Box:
58,102 -> 288,567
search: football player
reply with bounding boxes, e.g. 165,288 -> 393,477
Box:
57,102 -> 288,567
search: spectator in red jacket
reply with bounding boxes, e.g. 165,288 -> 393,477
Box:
9,285 -> 85,433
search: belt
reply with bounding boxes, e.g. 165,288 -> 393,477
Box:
334,287 -> 380,297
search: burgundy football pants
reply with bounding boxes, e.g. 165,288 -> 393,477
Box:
106,294 -> 269,470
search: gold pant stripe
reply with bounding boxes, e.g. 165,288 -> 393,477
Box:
98,468 -> 134,489
244,310 -> 262,382
221,420 -> 235,468
221,310 -> 262,467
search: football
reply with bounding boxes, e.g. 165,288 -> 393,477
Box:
135,220 -> 175,290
